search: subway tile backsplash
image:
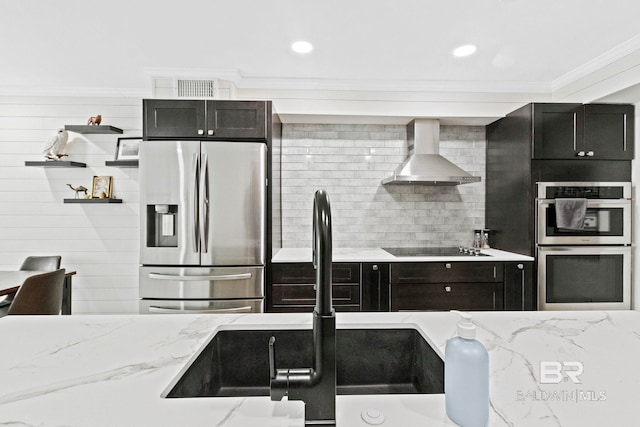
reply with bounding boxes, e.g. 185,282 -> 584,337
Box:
280,123 -> 486,248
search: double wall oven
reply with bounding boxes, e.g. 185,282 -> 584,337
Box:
536,182 -> 631,310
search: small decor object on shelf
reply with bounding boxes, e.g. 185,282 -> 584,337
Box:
115,137 -> 141,161
42,128 -> 69,161
87,115 -> 102,126
91,176 -> 113,199
66,184 -> 88,199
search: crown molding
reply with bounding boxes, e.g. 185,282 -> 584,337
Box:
232,76 -> 551,94
552,34 -> 640,92
145,66 -> 550,94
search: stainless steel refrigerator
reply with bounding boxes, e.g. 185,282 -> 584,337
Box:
139,140 -> 266,313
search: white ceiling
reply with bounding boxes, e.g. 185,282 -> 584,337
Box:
2,0 -> 640,123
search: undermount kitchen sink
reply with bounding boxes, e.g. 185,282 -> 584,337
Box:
165,328 -> 444,398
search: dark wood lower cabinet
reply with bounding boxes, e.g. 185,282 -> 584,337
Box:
503,262 -> 536,311
268,260 -> 534,313
271,282 -> 360,312
391,282 -> 503,311
389,262 -> 504,312
361,263 -> 390,312
268,263 -> 360,312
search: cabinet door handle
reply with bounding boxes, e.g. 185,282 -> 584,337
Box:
445,263 -> 452,269
624,114 -> 627,151
586,151 -> 594,157
208,130 -> 214,136
444,286 -> 452,292
576,151 -> 585,157
573,113 -> 577,151
521,268 -> 526,311
197,129 -> 204,135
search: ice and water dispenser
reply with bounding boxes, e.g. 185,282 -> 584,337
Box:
146,204 -> 178,247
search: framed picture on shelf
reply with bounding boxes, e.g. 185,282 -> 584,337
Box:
92,176 -> 113,198
114,137 -> 141,161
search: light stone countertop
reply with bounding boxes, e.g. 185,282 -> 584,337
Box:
272,247 -> 534,263
0,311 -> 638,426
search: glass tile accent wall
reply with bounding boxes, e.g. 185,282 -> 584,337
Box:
280,123 -> 486,248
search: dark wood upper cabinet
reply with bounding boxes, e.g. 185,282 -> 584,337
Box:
144,99 -> 205,139
583,104 -> 634,160
533,103 -> 583,159
143,99 -> 267,141
532,103 -> 634,160
206,101 -> 267,140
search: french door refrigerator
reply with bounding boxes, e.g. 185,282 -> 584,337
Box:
139,140 -> 266,313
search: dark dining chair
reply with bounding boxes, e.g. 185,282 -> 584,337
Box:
7,269 -> 66,315
0,256 -> 63,316
20,256 -> 62,272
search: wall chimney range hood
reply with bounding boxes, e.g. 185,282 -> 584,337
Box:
381,119 -> 481,186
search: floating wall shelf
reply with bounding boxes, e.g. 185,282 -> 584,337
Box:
64,125 -> 123,134
64,198 -> 123,204
105,160 -> 138,167
25,161 -> 87,167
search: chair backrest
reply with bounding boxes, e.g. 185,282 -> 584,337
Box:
8,269 -> 66,315
20,256 -> 62,272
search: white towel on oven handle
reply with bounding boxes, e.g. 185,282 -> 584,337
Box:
555,198 -> 588,230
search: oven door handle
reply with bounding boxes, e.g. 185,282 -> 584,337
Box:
148,305 -> 254,314
148,272 -> 252,281
538,199 -> 631,207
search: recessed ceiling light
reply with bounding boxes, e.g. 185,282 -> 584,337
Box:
291,41 -> 313,54
452,44 -> 477,58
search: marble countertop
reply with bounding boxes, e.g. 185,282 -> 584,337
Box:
272,247 -> 534,263
1,311 -> 638,426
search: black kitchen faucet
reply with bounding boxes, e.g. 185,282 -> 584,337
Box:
269,189 -> 336,426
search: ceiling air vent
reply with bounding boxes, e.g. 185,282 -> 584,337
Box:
177,79 -> 217,98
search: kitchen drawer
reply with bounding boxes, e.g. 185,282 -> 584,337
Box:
391,262 -> 502,284
271,263 -> 360,284
391,282 -> 503,311
271,283 -> 360,312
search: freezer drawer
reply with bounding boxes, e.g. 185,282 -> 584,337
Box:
140,298 -> 263,314
139,266 -> 264,299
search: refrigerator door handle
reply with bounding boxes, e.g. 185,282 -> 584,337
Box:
200,152 -> 210,253
148,272 -> 253,281
148,305 -> 254,314
193,153 -> 200,253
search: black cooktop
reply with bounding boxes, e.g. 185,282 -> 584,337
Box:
382,247 -> 489,257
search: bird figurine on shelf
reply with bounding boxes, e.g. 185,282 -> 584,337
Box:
42,128 -> 69,161
66,184 -> 88,199
87,115 -> 102,125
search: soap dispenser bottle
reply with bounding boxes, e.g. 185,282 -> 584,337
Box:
445,310 -> 489,427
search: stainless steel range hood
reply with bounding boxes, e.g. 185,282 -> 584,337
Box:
381,119 -> 481,186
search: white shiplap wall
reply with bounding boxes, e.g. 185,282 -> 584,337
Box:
0,96 -> 142,314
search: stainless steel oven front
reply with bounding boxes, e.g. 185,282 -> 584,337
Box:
538,246 -> 631,310
536,182 -> 631,245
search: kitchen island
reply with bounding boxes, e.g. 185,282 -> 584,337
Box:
0,311 -> 637,426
